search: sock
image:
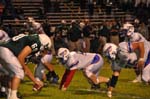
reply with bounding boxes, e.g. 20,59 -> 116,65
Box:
10,90 -> 18,99
7,88 -> 11,99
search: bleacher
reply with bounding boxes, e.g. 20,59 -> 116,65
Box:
2,0 -> 134,27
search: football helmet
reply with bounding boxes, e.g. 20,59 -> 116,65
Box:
38,34 -> 51,51
103,43 -> 118,60
122,23 -> 134,37
57,48 -> 70,61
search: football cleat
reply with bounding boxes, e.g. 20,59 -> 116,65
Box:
132,75 -> 142,83
46,73 -> 53,82
107,91 -> 112,98
91,84 -> 100,90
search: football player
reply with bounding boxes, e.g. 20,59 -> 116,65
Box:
25,17 -> 59,85
0,29 -> 10,97
103,42 -> 138,98
32,49 -> 59,89
103,37 -> 150,98
122,23 -> 150,83
0,33 -> 51,99
57,48 -> 110,91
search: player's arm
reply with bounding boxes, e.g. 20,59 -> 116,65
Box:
132,42 -> 145,68
43,62 -> 54,71
41,54 -> 54,71
59,69 -> 76,91
18,46 -> 43,87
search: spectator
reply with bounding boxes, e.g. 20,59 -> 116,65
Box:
82,19 -> 92,52
53,0 -> 61,12
42,0 -> 51,13
0,2 -> 5,24
14,6 -> 24,20
37,7 -> 46,19
138,22 -> 149,40
98,21 -> 110,53
87,0 -> 94,17
68,20 -> 82,51
56,20 -> 70,46
110,19 -> 120,45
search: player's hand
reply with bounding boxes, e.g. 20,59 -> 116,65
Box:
107,91 -> 112,98
137,59 -> 144,70
33,80 -> 44,91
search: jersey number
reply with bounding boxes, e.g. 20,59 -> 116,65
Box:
12,34 -> 26,41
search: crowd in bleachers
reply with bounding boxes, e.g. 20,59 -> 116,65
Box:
0,0 -> 150,54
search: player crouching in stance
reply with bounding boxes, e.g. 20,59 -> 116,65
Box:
103,40 -> 150,98
123,23 -> 150,83
32,50 -> 59,89
0,33 -> 51,99
57,48 -> 110,91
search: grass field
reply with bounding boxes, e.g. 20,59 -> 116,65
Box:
1,57 -> 150,99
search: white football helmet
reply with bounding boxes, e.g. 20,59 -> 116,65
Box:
122,23 -> 134,37
57,48 -> 70,61
39,34 -> 51,50
103,43 -> 118,60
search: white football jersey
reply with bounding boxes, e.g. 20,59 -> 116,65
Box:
111,42 -> 138,69
127,32 -> 150,62
41,54 -> 53,64
66,52 -> 100,70
0,30 -> 10,43
119,42 -> 137,64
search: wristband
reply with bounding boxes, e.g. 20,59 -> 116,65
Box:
138,58 -> 144,62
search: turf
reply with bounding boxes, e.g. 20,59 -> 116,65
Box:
1,57 -> 150,99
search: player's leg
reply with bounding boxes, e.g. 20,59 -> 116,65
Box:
83,56 -> 109,89
34,63 -> 46,81
142,64 -> 150,84
59,69 -> 76,91
0,47 -> 24,99
107,70 -> 120,98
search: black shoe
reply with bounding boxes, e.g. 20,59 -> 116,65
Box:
0,91 -> 7,98
17,92 -> 23,99
46,73 -> 52,82
91,84 -> 100,90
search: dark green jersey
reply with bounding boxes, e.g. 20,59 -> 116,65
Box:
0,34 -> 41,56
